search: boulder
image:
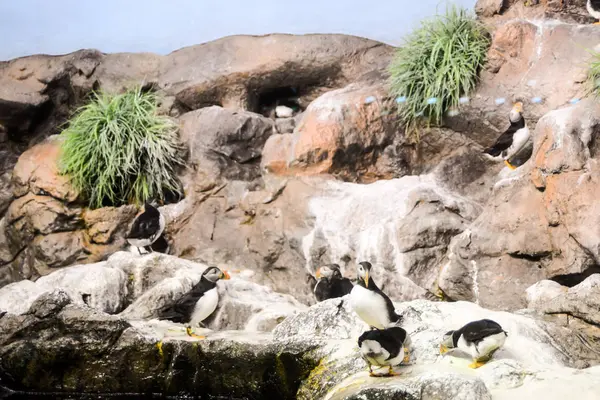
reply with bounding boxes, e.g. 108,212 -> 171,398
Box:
165,177 -> 317,304
159,34 -> 394,112
261,82 -> 400,182
530,274 -> 600,326
439,99 -> 600,310
0,251 -> 304,333
179,106 -> 275,182
1,136 -> 141,287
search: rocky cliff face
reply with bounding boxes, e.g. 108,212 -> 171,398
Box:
2,0 -> 600,398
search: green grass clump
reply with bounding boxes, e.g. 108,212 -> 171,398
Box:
588,51 -> 600,96
388,4 -> 490,139
59,87 -> 184,209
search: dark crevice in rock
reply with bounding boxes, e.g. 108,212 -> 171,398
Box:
0,245 -> 26,268
508,251 -> 550,262
550,268 -> 600,288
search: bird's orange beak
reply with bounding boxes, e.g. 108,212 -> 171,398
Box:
364,270 -> 369,287
315,267 -> 322,279
512,102 -> 523,113
221,271 -> 230,280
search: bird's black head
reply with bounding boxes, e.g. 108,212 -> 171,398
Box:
315,263 -> 343,280
357,261 -> 373,287
202,266 -> 231,283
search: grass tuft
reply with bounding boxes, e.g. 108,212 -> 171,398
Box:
59,87 -> 184,209
588,51 -> 600,96
388,4 -> 491,140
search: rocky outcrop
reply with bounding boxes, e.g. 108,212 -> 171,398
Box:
0,136 -> 138,286
0,251 -> 305,332
2,286 -> 600,399
439,98 -> 600,310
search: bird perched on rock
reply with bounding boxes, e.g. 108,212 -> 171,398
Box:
587,0 -> 600,24
158,266 -> 230,339
439,319 -> 508,369
350,261 -> 402,330
313,264 -> 354,302
483,101 -> 530,170
358,326 -> 411,376
126,201 -> 165,255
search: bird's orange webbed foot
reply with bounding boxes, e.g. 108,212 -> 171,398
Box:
504,160 -> 517,170
186,326 -> 206,339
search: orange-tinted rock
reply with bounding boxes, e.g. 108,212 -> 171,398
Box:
11,135 -> 78,202
83,205 -> 137,245
261,83 -> 400,182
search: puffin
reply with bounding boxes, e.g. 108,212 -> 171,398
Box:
483,101 -> 530,170
349,261 -> 403,330
439,319 -> 508,369
358,326 -> 411,376
587,0 -> 600,24
158,266 -> 230,338
126,201 -> 165,255
313,263 -> 354,302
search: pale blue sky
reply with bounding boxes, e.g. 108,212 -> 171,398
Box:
0,0 -> 476,61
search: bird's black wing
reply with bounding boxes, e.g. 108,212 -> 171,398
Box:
484,119 -> 525,156
461,319 -> 505,344
358,327 -> 407,359
127,213 -> 161,239
335,278 -> 354,297
372,285 -> 403,324
313,279 -> 330,302
158,279 -> 216,323
591,0 -> 600,8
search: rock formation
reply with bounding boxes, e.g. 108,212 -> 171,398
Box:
1,0 -> 600,397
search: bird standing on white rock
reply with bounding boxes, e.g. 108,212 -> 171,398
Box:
350,261 -> 403,330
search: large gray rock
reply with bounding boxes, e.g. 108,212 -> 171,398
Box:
2,290 -> 600,399
0,251 -> 304,333
179,106 -> 275,182
529,274 -> 600,326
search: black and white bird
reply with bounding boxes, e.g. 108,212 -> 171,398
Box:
439,319 -> 508,369
349,261 -> 403,330
158,266 -> 230,338
358,326 -> 411,376
126,201 -> 166,255
483,102 -> 530,170
587,0 -> 600,24
314,264 -> 354,302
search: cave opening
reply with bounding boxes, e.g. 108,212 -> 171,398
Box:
253,86 -> 302,118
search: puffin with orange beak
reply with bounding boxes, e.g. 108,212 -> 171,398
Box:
349,261 -> 403,330
483,101 -> 530,170
313,264 -> 354,302
158,266 -> 230,339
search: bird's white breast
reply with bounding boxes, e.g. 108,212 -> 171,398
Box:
350,285 -> 390,329
150,213 -> 166,242
190,287 -> 219,326
505,126 -> 530,159
275,105 -> 294,118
